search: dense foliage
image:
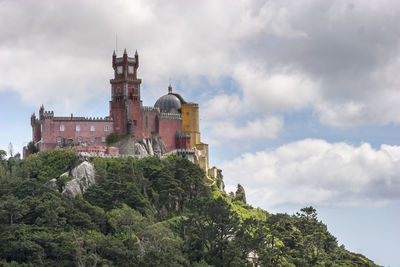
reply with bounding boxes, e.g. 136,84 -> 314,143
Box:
0,149 -> 380,266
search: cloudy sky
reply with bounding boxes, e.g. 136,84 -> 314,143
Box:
1,0 -> 400,265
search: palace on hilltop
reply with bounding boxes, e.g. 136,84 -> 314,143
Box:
25,49 -> 210,171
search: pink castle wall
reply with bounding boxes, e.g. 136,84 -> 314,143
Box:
176,135 -> 191,149
158,119 -> 182,152
141,109 -> 158,138
42,118 -> 113,150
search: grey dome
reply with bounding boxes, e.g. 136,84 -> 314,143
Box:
154,93 -> 182,113
154,86 -> 186,113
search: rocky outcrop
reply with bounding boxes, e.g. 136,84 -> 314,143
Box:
114,135 -> 167,157
114,136 -> 136,155
62,161 -> 96,197
134,136 -> 167,157
235,184 -> 247,204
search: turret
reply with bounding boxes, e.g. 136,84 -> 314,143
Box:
112,50 -> 116,66
39,105 -> 44,119
135,50 -> 139,68
123,48 -> 128,62
109,49 -> 142,135
30,113 -> 36,126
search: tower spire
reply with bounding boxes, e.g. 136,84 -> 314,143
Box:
168,84 -> 172,94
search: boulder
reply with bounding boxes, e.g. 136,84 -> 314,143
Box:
134,143 -> 149,158
62,161 -> 96,197
48,178 -> 57,189
235,184 -> 247,204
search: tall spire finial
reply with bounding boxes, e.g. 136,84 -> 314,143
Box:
115,33 -> 118,53
135,50 -> 138,56
123,48 -> 127,55
168,84 -> 172,94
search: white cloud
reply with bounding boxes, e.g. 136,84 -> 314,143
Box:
208,116 -> 283,141
202,94 -> 244,121
221,139 -> 400,209
235,64 -> 320,113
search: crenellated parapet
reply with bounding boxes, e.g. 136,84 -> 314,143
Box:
158,112 -> 182,120
142,106 -> 160,113
42,110 -> 54,119
53,116 -> 114,122
176,132 -> 190,138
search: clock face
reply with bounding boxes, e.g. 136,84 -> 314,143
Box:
117,66 -> 123,74
128,66 -> 134,74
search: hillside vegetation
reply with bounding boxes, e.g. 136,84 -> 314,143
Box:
0,150 -> 380,266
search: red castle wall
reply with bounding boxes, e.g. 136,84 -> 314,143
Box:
141,109 -> 158,138
42,118 -> 113,150
158,118 -> 182,152
176,135 -> 191,149
110,100 -> 127,135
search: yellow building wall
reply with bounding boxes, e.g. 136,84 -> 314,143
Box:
181,103 -> 210,172
181,103 -> 200,148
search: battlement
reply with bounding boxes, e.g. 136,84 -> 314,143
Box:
114,57 -> 136,64
176,132 -> 190,138
42,110 -> 54,119
142,106 -> 160,113
163,148 -> 196,163
158,113 -> 182,120
163,148 -> 195,155
183,102 -> 199,107
53,116 -> 113,122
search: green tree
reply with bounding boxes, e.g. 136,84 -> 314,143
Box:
184,197 -> 243,266
0,194 -> 28,225
27,141 -> 38,155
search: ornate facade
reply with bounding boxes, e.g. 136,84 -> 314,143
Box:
26,50 -> 209,170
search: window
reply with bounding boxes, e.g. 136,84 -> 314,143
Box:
104,125 -> 109,132
128,66 -> 134,74
90,125 -> 95,131
78,136 -> 82,143
60,125 -> 65,131
186,112 -> 190,116
101,136 -> 106,142
76,125 -> 80,131
186,125 -> 190,129
116,88 -> 121,95
115,126 -> 120,130
133,120 -> 137,126
57,137 -> 61,143
90,137 -> 95,143
145,116 -> 148,129
131,87 -> 135,92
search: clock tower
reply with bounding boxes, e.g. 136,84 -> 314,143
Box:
109,49 -> 142,135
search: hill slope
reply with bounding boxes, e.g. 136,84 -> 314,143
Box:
0,150 -> 380,266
